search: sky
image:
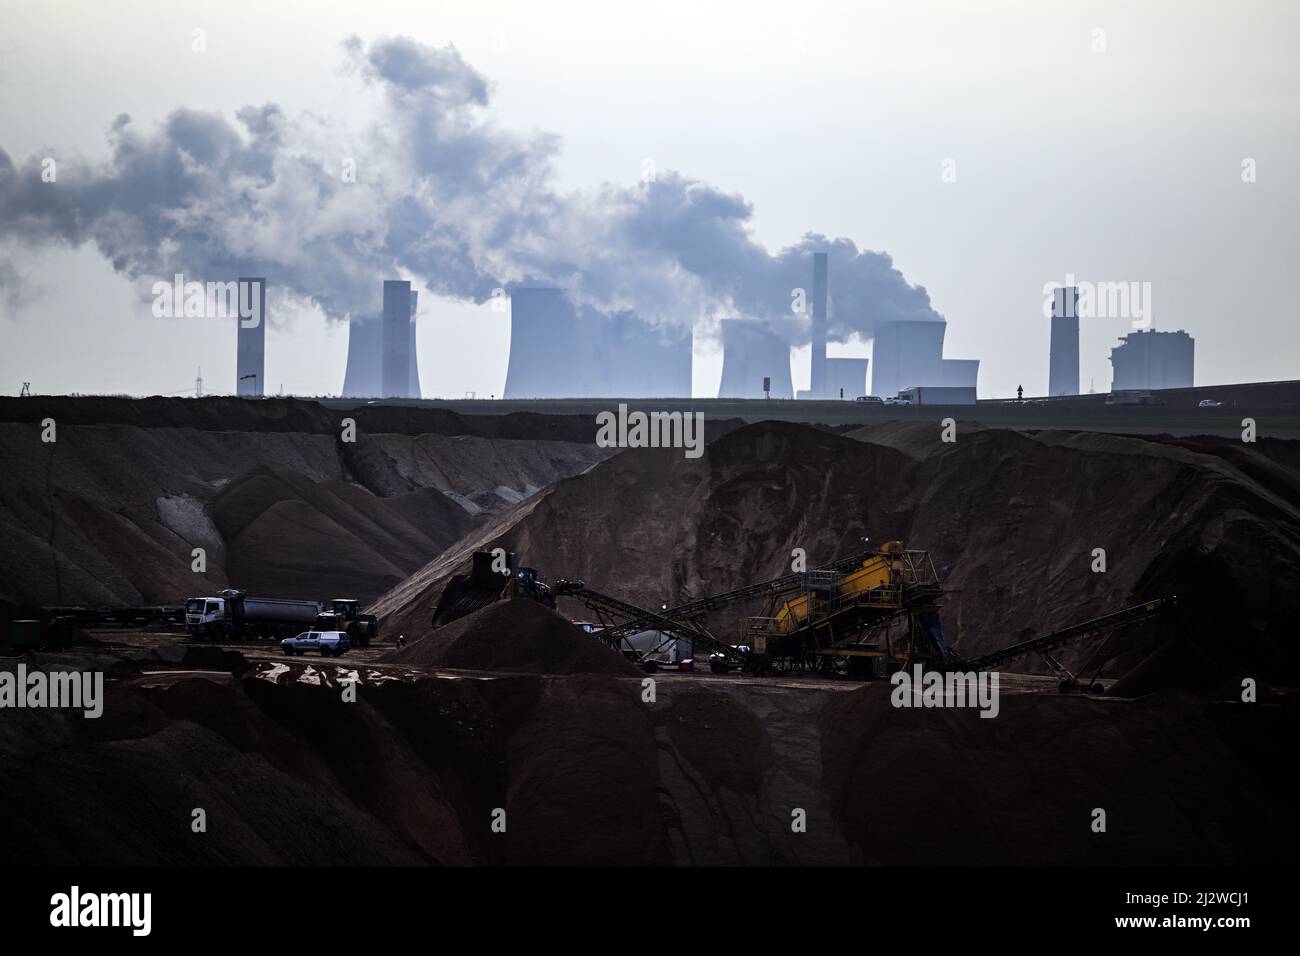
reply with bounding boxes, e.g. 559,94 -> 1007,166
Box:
0,0 -> 1296,399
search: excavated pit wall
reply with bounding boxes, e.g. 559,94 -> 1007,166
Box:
2,645 -> 1294,866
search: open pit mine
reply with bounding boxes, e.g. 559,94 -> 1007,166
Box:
1,396 -> 1297,866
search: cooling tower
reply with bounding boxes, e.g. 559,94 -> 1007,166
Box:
504,288 -> 582,398
1049,287 -> 1080,397
344,287 -> 420,398
810,252 -> 828,397
717,319 -> 793,399
594,312 -> 692,397
503,288 -> 692,398
342,315 -> 382,397
236,277 -> 265,397
871,321 -> 946,399
823,357 -> 869,400
408,289 -> 421,398
382,279 -> 412,398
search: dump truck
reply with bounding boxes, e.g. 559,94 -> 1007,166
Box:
185,589 -> 322,641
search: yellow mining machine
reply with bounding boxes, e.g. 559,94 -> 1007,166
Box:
553,540 -> 949,676
742,541 -> 948,676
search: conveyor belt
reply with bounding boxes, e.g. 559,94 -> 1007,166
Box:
959,597 -> 1175,672
597,549 -> 878,643
554,580 -> 751,666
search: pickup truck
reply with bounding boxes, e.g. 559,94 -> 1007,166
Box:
281,630 -> 352,657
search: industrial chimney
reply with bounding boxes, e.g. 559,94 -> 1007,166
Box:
382,279 -> 412,398
810,252 -> 828,398
236,276 -> 265,397
1049,287 -> 1080,397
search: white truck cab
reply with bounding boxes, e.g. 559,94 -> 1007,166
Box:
186,597 -> 226,631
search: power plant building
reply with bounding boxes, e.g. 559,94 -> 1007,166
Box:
236,276 -> 266,397
717,319 -> 793,399
941,358 -> 980,388
1110,329 -> 1194,391
870,321 -> 946,399
343,282 -> 421,398
823,357 -> 869,400
1048,287 -> 1080,397
871,320 -> 979,399
503,288 -> 691,398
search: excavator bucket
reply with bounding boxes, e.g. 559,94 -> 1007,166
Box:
431,551 -> 518,627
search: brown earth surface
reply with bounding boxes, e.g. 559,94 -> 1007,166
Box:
2,400 -> 1299,866
2,628 -> 1295,866
378,598 -> 640,677
374,419 -> 1300,690
0,398 -> 614,605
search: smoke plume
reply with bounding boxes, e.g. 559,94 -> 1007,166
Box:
0,35 -> 943,343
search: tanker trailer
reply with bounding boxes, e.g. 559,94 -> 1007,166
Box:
185,589 -> 322,641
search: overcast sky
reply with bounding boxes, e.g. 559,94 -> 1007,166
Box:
0,0 -> 1296,399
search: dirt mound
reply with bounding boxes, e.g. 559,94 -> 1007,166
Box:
380,598 -> 641,676
662,686 -> 767,795
4,639 -> 1295,866
0,399 -> 612,605
350,406 -> 601,442
374,419 -> 1300,690
0,395 -> 336,433
844,419 -> 990,460
819,683 -> 1300,864
502,673 -> 669,864
181,645 -> 249,673
209,469 -> 476,600
372,421 -> 912,643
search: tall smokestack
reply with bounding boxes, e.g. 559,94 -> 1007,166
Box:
810,252 -> 828,397
236,276 -> 265,397
382,279 -> 412,398
1049,287 -> 1080,397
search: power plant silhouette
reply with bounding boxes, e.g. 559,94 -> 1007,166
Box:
237,253 -> 988,400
